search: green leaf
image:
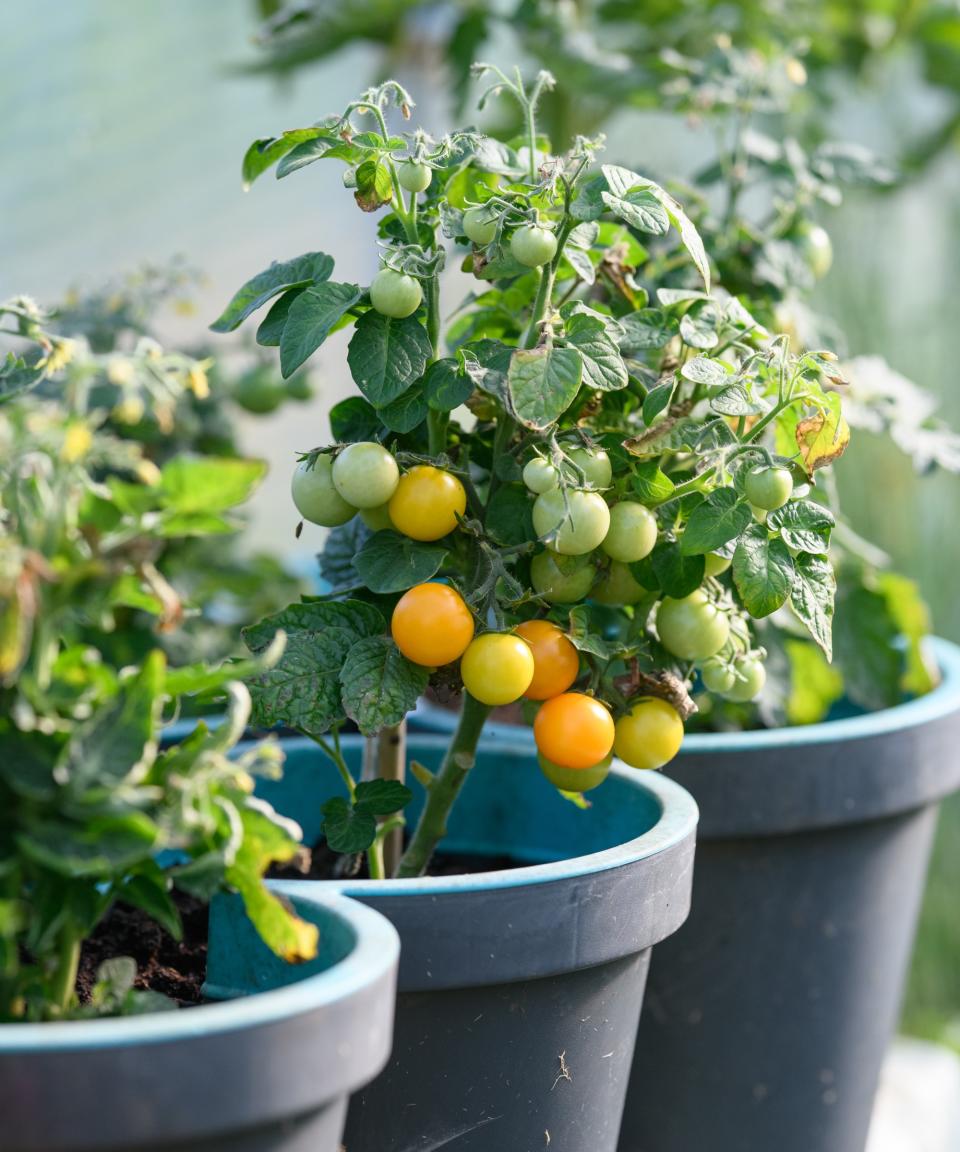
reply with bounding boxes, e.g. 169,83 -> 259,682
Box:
710,383 -> 764,417
354,158 -> 394,212
566,605 -> 614,659
353,778 -> 414,815
600,165 -> 670,234
570,172 -> 607,221
18,813 -> 158,878
160,457 -> 266,514
377,385 -> 428,433
784,640 -> 844,725
210,253 -> 334,332
790,552 -> 836,659
834,578 -> 903,711
631,462 -> 675,504
321,797 -> 377,854
279,282 -> 362,377
617,309 -> 678,354
507,345 -> 582,431
120,868 -> 182,940
875,571 -> 935,697
563,313 -> 628,391
423,358 -> 475,412
681,488 -> 752,555
654,190 -> 711,292
679,308 -> 719,350
642,381 -> 674,426
320,518 -> 369,591
347,311 -> 432,407
733,526 -> 795,618
485,484 -> 534,547
767,500 -> 836,554
0,352 -> 46,404
339,636 -> 429,736
243,600 -> 385,737
241,127 -> 331,188
354,531 -> 448,593
329,395 -> 380,442
680,356 -> 728,386
646,540 -> 705,598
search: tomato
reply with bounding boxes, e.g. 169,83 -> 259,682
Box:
332,442 -> 400,509
700,658 -> 737,695
510,224 -> 558,267
359,503 -> 394,532
744,465 -> 793,511
391,583 -> 475,667
285,373 -> 313,401
800,223 -> 833,280
534,692 -> 615,770
515,620 -> 580,700
591,560 -> 649,606
462,205 -> 498,246
724,656 -> 767,702
369,269 -> 423,319
602,502 -> 657,563
530,550 -> 595,603
532,489 -> 610,556
539,752 -> 611,793
704,552 -> 732,577
656,589 -> 730,661
460,633 -> 535,706
234,367 -> 286,414
397,160 -> 432,193
614,698 -> 684,770
291,456 -> 356,527
389,465 -> 467,541
565,446 -> 612,489
523,457 -> 559,495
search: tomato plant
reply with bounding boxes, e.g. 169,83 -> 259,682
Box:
216,65 -> 851,878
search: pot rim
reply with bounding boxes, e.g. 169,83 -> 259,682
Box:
0,891 -> 398,1053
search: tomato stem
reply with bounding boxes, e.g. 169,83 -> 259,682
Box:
394,692 -> 492,878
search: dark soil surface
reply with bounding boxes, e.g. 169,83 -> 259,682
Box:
76,891 -> 208,1007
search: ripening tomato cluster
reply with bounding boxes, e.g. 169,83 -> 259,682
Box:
390,581 -> 685,794
292,446 -> 467,542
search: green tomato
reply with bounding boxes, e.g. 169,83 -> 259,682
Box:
591,561 -> 649,606
523,457 -> 559,495
538,751 -> 611,793
234,368 -> 286,414
800,223 -> 833,280
565,446 -> 612,489
533,489 -> 611,556
602,502 -> 657,563
369,269 -> 423,319
462,205 -> 498,246
292,456 -> 356,527
332,442 -> 400,509
656,589 -> 730,662
359,503 -> 394,532
700,658 -> 736,695
397,160 -> 432,193
285,373 -> 313,402
530,551 -> 596,603
704,552 -> 732,577
744,465 -> 793,511
724,656 -> 767,702
510,224 -> 558,268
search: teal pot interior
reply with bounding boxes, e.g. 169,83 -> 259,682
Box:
0,891 -> 398,1152
249,734 -> 698,1152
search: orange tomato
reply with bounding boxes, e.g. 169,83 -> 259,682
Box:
391,583 -> 474,667
515,620 -> 580,701
533,692 -> 615,770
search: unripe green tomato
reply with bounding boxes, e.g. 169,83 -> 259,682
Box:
462,205 -> 498,246
800,223 -> 833,280
359,503 -> 394,532
332,442 -> 400,509
510,224 -> 558,268
369,269 -> 423,319
234,369 -> 286,414
538,751 -> 611,793
523,457 -> 560,495
397,160 -> 432,193
704,552 -> 732,577
656,589 -> 730,662
724,656 -> 767,702
530,550 -> 595,603
566,446 -> 612,489
602,502 -> 658,563
744,465 -> 793,511
533,489 -> 611,556
285,373 -> 313,401
591,561 -> 649,606
701,658 -> 737,694
292,456 -> 356,527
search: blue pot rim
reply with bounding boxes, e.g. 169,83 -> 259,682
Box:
283,734 -> 699,899
412,637 -> 960,753
0,891 -> 398,1054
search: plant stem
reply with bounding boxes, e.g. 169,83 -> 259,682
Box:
374,721 -> 406,875
314,733 -> 356,801
394,693 -> 491,878
50,929 -> 81,1017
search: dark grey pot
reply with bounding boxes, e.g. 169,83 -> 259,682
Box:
619,637 -> 960,1152
0,891 -> 398,1151
252,734 -> 699,1152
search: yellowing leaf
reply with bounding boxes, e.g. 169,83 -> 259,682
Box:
795,395 -> 850,477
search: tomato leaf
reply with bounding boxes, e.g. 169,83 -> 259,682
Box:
507,345 -> 583,430
210,252 -> 334,332
422,358 -> 475,412
630,461 -> 675,503
643,540 -> 706,598
354,531 -> 448,593
347,311 -> 432,407
377,385 -> 428,433
789,552 -> 836,659
733,526 -> 795,618
563,313 -> 629,391
353,778 -> 413,816
767,500 -> 835,553
339,636 -> 429,736
600,165 -> 671,234
617,309 -> 678,354
680,488 -> 752,555
795,393 -> 850,477
279,282 -> 362,377
321,797 -> 377,854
